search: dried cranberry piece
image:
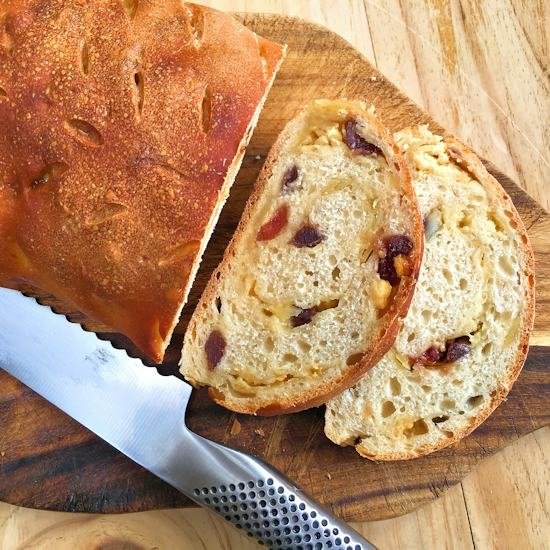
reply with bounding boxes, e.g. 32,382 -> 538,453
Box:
444,336 -> 471,362
290,307 -> 317,327
417,346 -> 444,365
412,336 -> 471,367
257,204 -> 289,241
291,225 -> 325,248
386,234 -> 414,257
281,165 -> 299,192
343,119 -> 382,156
377,234 -> 414,285
205,330 -> 226,369
377,257 -> 399,286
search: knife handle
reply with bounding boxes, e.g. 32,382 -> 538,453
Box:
179,429 -> 375,549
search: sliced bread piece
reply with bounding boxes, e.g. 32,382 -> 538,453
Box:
180,99 -> 424,414
325,126 -> 535,459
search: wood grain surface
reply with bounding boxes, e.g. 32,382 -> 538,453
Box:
0,1 -> 548,548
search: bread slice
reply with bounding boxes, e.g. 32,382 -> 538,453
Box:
180,99 -> 424,415
0,1 -> 285,362
325,126 -> 535,459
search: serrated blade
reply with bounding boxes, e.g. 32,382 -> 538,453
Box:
0,288 -> 192,484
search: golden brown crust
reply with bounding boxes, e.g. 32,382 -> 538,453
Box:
354,134 -> 536,460
186,100 -> 424,415
0,1 -> 285,362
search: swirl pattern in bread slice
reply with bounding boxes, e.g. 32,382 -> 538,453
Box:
325,126 -> 535,459
180,100 -> 423,414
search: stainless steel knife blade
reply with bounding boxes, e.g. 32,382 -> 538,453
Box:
0,288 -> 374,549
0,287 -> 193,477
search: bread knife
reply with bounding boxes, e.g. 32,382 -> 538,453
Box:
0,288 -> 374,549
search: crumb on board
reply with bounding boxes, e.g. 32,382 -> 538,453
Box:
326,472 -> 332,480
230,418 -> 241,436
254,428 -> 266,437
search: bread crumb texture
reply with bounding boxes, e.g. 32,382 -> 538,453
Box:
181,99 -> 423,414
325,125 -> 534,459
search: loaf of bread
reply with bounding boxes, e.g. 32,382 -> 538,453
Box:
0,1 -> 285,362
325,126 -> 535,459
180,99 -> 424,414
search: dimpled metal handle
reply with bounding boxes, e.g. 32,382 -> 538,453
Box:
178,429 -> 375,549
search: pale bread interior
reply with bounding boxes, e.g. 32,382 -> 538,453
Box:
325,126 -> 533,459
181,100 -> 420,413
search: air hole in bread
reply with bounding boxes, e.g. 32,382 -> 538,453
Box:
421,309 -> 431,322
458,214 -> 472,229
489,211 -> 506,232
346,352 -> 364,366
381,400 -> 396,418
264,336 -> 274,352
432,415 -> 449,424
404,419 -> 428,438
459,278 -> 468,290
80,40 -> 90,75
298,340 -> 311,353
389,377 -> 401,396
482,342 -> 492,354
421,384 -> 432,393
467,395 -> 483,408
452,379 -> 463,386
64,119 -> 104,147
262,308 -> 273,317
282,353 -> 297,363
458,410 -> 465,415
498,255 -> 515,277
201,86 -> 212,133
122,0 -> 138,18
0,85 -> 7,98
443,431 -> 454,438
351,331 -> 359,340
407,332 -> 416,343
331,266 -> 341,281
441,398 -> 456,410
442,269 -> 452,283
132,71 -> 144,119
215,297 -> 222,313
31,162 -> 69,188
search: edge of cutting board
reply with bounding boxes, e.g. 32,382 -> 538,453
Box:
0,13 -> 548,522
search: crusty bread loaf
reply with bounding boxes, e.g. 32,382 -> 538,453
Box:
0,0 -> 285,362
180,99 -> 424,415
325,126 -> 535,459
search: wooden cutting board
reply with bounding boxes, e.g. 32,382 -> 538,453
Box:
0,14 -> 548,523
